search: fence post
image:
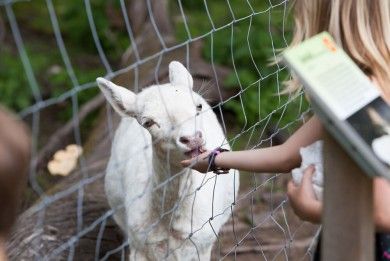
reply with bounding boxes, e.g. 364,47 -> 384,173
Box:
322,131 -> 374,260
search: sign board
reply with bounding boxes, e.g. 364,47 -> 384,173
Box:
283,32 -> 390,179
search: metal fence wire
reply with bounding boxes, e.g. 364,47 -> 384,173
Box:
1,0 -> 320,260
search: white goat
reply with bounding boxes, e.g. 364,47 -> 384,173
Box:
96,61 -> 239,261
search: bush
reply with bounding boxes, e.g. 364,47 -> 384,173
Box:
174,0 -> 308,130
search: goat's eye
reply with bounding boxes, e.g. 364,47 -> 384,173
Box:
142,119 -> 155,128
196,104 -> 202,111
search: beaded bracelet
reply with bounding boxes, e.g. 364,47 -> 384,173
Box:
208,147 -> 230,174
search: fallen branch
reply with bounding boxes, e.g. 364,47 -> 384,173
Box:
222,236 -> 314,256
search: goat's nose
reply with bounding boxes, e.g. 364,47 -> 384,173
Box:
179,131 -> 204,147
179,136 -> 190,144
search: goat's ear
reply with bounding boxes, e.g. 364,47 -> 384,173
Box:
96,77 -> 137,117
169,61 -> 193,89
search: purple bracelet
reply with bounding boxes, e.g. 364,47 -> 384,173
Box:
208,147 -> 230,174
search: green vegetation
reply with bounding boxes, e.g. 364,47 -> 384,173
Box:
0,0 -> 127,115
1,0 -> 308,132
174,0 -> 309,132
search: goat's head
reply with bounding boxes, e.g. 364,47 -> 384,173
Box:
97,61 -> 216,161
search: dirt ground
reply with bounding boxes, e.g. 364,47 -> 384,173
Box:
210,173 -> 319,261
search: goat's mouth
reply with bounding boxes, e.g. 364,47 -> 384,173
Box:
184,147 -> 206,158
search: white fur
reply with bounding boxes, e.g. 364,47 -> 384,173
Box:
291,140 -> 323,200
97,61 -> 239,260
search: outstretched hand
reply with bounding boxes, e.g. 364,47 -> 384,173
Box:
180,150 -> 211,173
287,165 -> 322,223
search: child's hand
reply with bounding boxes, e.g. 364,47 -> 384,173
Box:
287,165 -> 322,223
180,150 -> 211,173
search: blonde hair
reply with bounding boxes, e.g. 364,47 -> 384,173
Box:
285,0 -> 390,99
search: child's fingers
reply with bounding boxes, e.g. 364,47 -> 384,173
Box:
301,165 -> 315,186
287,180 -> 298,196
303,164 -> 315,175
181,155 -> 202,167
287,180 -> 295,190
180,159 -> 191,167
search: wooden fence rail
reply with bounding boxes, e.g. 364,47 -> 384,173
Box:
322,131 -> 374,261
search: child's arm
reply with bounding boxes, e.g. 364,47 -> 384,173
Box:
288,168 -> 390,232
181,115 -> 323,173
374,178 -> 390,232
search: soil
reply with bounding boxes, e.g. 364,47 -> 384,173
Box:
211,173 -> 319,260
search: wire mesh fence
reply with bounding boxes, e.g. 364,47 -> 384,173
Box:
1,0 -> 320,260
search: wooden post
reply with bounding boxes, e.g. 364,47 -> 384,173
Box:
322,131 -> 374,261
